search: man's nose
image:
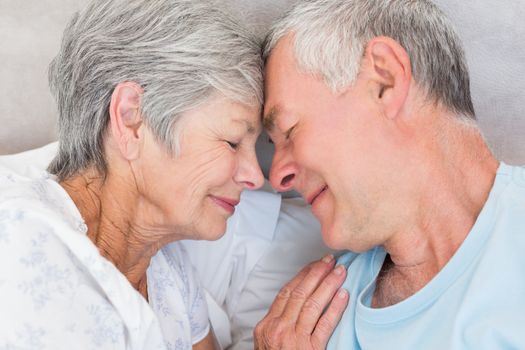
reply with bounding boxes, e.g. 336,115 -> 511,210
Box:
269,146 -> 297,192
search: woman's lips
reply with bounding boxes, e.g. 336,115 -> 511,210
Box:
210,196 -> 239,214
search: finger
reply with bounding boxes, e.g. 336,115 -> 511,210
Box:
268,254 -> 334,317
280,254 -> 336,321
311,288 -> 350,348
295,264 -> 347,334
254,266 -> 312,350
266,262 -> 311,317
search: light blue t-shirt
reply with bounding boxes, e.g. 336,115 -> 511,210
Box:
329,163 -> 525,349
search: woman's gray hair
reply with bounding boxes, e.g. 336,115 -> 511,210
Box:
264,0 -> 475,120
48,0 -> 263,180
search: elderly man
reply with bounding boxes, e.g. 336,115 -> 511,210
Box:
254,0 -> 525,349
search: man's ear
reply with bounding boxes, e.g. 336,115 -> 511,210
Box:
365,36 -> 412,120
108,81 -> 144,160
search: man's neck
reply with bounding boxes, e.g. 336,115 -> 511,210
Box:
372,120 -> 499,308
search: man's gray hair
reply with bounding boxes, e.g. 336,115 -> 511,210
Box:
48,0 -> 263,180
264,0 -> 475,119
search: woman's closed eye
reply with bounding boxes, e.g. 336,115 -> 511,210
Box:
226,140 -> 240,150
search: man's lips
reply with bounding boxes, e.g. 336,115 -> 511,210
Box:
307,186 -> 328,205
210,195 -> 240,213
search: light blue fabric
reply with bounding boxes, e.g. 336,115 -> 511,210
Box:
329,162 -> 525,349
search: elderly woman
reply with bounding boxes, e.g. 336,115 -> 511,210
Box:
0,0 -> 263,348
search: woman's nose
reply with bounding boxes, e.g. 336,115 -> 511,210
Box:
235,151 -> 264,190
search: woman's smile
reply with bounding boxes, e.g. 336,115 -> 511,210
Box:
209,195 -> 240,215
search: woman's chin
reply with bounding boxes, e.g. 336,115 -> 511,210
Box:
195,219 -> 228,241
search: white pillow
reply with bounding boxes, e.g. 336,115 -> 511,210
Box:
0,142 -> 58,176
228,197 -> 335,349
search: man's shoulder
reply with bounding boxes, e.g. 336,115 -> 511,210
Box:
493,163 -> 525,221
507,164 -> 525,188
497,162 -> 525,189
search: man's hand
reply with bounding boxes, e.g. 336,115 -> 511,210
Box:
254,255 -> 349,350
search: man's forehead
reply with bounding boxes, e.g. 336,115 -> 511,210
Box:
265,36 -> 297,75
262,38 -> 297,133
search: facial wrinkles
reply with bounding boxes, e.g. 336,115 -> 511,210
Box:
186,143 -> 234,199
148,149 -> 229,238
174,113 -> 254,223
105,163 -> 172,237
95,208 -> 160,290
134,190 -> 176,231
181,149 -> 234,237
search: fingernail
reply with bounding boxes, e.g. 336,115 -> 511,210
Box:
338,289 -> 348,299
322,254 -> 334,263
334,264 -> 345,275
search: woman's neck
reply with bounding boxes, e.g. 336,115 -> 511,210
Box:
60,167 -> 164,299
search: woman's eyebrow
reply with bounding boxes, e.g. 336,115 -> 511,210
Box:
232,118 -> 258,134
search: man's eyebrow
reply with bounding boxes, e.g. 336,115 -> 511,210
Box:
262,106 -> 280,132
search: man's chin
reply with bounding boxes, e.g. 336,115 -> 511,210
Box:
320,224 -> 347,251
320,222 -> 374,253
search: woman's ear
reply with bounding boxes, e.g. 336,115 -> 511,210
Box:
108,81 -> 144,160
365,36 -> 412,120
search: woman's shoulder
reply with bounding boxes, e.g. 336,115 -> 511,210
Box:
0,167 -> 84,226
0,185 -> 122,347
0,169 -> 102,313
0,223 -> 162,349
0,168 -> 87,257
0,168 -> 165,349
